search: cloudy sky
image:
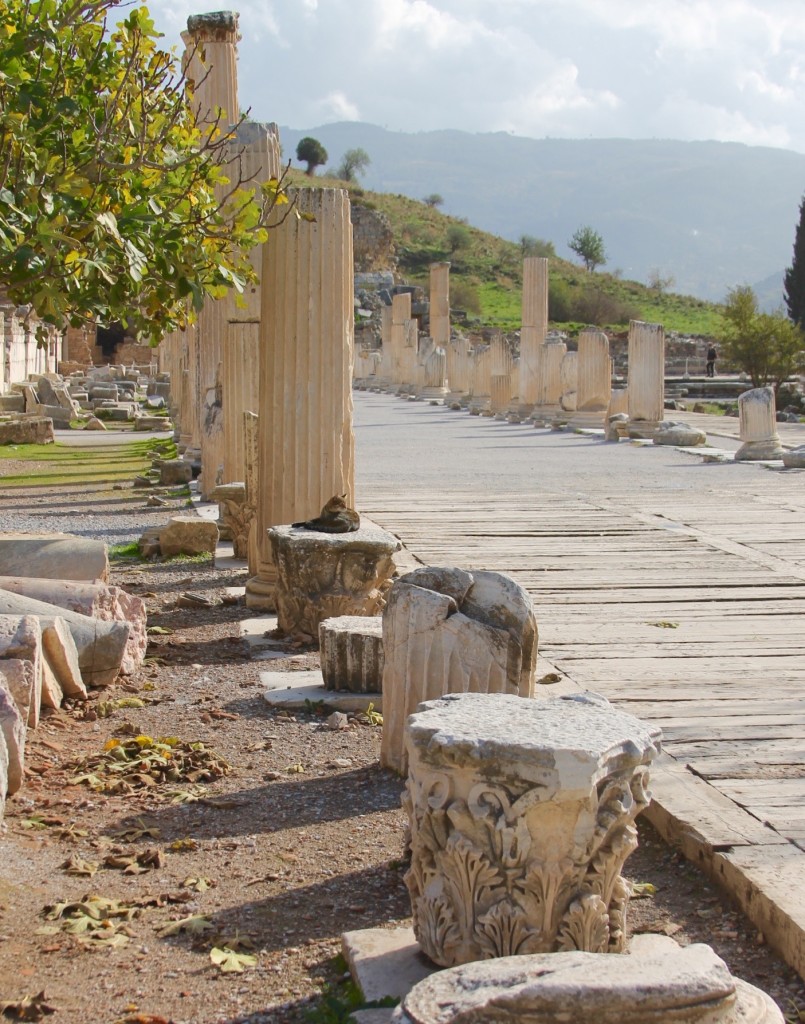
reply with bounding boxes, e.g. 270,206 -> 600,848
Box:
146,0 -> 805,154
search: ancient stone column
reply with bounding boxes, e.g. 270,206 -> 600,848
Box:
403,691 -> 660,966
375,304 -> 394,390
380,566 -> 538,776
245,188 -> 355,610
418,339 -> 448,400
468,346 -> 491,415
220,121 -> 281,482
182,13 -> 240,495
568,328 -> 610,430
489,332 -> 513,418
429,262 -> 450,347
243,411 -> 260,576
402,318 -> 420,396
735,387 -> 784,461
506,357 -> 522,421
446,336 -> 471,408
533,338 -> 567,425
519,257 -> 549,417
559,350 -> 578,415
627,320 -> 665,438
389,293 -> 411,394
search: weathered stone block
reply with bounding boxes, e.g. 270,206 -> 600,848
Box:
158,515 -> 218,558
0,617 -> 42,727
159,460 -> 193,486
0,533 -> 108,582
269,524 -> 401,639
393,939 -> 783,1024
0,679 -> 26,794
0,417 -> 55,445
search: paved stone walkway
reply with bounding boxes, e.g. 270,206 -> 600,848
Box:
353,390 -> 805,980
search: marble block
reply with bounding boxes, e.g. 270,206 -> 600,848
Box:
403,691 -> 661,967
319,615 -> 384,693
211,482 -> 249,559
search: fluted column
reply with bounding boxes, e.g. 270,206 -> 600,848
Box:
490,332 -> 513,418
533,338 -> 567,425
376,304 -> 394,389
244,411 -> 260,576
182,12 -> 239,129
429,263 -> 450,347
246,188 -> 355,609
569,329 -> 610,430
627,320 -> 665,438
735,387 -> 784,461
519,257 -> 549,417
468,346 -> 492,415
446,337 -> 470,408
559,351 -> 578,414
389,293 -> 411,393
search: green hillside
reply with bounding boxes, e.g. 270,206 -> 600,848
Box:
290,171 -> 722,336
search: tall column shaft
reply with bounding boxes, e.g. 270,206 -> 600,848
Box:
520,257 -> 549,410
569,328 -> 610,429
627,320 -> 665,426
182,12 -> 239,130
429,262 -> 450,346
246,188 -> 355,609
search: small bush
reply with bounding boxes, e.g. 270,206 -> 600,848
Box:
451,278 -> 482,315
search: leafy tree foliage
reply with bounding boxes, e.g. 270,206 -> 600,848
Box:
647,267 -> 675,295
784,195 -> 805,329
519,234 -> 556,259
423,193 -> 443,208
335,147 -> 371,182
719,286 -> 804,390
295,136 -> 328,176
568,226 -> 607,272
0,0 -> 288,342
446,222 -> 471,253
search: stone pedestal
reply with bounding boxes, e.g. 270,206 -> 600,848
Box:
268,524 -> 401,639
568,329 -> 610,430
319,615 -> 384,693
735,387 -> 784,461
246,188 -> 356,610
627,320 -> 665,438
210,482 -> 248,558
519,257 -> 548,418
380,567 -> 537,776
403,691 -> 661,967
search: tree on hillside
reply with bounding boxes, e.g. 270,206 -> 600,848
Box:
520,235 -> 556,259
719,286 -> 804,390
784,195 -> 805,329
648,267 -> 675,295
446,222 -> 471,253
296,136 -> 328,176
423,193 -> 444,208
568,226 -> 607,272
0,0 -> 289,343
335,147 -> 371,182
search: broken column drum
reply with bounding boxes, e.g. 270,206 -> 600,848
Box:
210,481 -> 249,559
468,346 -> 491,415
245,188 -> 356,610
319,615 -> 384,693
532,338 -> 567,425
268,524 -> 401,639
627,320 -> 665,437
380,566 -> 538,776
735,387 -> 784,461
568,329 -> 610,429
559,351 -> 578,413
489,332 -> 513,418
403,691 -> 661,968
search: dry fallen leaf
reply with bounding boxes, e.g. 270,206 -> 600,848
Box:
60,855 -> 98,878
209,946 -> 257,974
0,990 -> 57,1020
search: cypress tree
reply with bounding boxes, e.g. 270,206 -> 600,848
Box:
784,195 -> 805,328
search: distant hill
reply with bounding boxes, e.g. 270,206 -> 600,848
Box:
279,124 -> 805,304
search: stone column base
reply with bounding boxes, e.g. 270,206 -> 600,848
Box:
627,419 -> 663,440
567,409 -> 606,431
245,573 -> 277,611
735,437 -> 784,461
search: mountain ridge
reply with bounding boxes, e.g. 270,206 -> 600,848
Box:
278,123 -> 805,307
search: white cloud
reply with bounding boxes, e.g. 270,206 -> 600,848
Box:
317,91 -> 361,122
144,0 -> 805,154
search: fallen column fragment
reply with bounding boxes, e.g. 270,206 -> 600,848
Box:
0,592 -> 129,688
0,616 -> 43,726
0,577 -> 145,676
0,675 -> 26,793
0,533 -> 109,582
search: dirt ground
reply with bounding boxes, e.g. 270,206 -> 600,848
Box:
0,478 -> 804,1023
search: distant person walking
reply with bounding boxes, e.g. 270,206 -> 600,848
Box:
706,344 -> 717,378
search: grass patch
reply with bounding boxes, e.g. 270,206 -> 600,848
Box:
109,541 -> 144,562
0,437 -> 168,487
